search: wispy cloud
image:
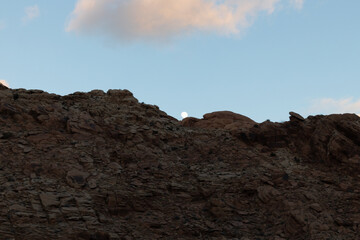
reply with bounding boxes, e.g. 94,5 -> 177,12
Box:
23,5 -> 40,23
291,0 -> 304,9
66,0 -> 304,42
308,98 -> 360,116
0,80 -> 9,88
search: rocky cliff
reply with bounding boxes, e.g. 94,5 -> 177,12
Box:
0,84 -> 360,239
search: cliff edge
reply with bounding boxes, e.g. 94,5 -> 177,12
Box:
0,86 -> 360,239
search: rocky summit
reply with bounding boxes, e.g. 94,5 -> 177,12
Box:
1,84 -> 360,240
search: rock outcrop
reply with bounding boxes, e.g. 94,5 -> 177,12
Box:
181,111 -> 256,131
0,86 -> 360,239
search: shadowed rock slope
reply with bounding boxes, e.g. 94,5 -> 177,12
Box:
1,85 -> 360,239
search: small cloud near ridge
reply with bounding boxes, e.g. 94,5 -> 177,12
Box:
308,98 -> 360,116
66,0 -> 304,42
23,5 -> 40,22
0,80 -> 9,88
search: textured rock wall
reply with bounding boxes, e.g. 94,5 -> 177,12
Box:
0,85 -> 360,239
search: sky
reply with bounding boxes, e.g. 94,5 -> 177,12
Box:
0,0 -> 359,122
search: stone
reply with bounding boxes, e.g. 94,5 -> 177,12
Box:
289,111 -> 305,121
107,162 -> 122,173
39,193 -> 60,208
309,203 -> 322,212
257,185 -> 280,203
66,170 -> 90,188
88,178 -> 97,189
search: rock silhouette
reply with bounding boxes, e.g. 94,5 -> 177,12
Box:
0,86 -> 360,239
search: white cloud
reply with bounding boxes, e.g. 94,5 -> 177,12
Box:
0,80 -> 9,88
23,5 -> 40,22
66,0 -> 304,42
308,98 -> 360,116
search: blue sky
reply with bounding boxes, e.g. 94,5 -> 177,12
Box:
0,0 -> 359,122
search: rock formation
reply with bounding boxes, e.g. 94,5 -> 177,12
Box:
0,85 -> 360,239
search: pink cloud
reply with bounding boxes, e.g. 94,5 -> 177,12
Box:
66,0 -> 301,42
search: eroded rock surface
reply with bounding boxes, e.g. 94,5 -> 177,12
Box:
181,111 -> 256,131
0,86 -> 360,239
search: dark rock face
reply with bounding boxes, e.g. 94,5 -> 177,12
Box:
1,87 -> 360,239
242,114 -> 360,164
181,110 -> 256,130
